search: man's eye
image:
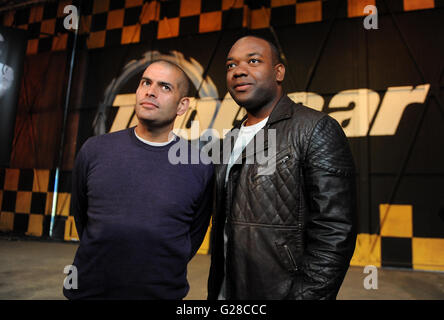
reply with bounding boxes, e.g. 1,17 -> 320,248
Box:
141,80 -> 149,86
162,85 -> 171,91
226,63 -> 236,70
249,58 -> 260,64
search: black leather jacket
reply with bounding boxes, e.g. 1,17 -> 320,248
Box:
208,95 -> 357,300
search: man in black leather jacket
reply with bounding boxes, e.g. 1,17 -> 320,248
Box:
207,35 -> 357,300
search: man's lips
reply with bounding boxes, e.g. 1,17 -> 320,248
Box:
233,83 -> 252,91
140,101 -> 158,109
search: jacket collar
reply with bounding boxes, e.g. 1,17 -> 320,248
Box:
266,94 -> 294,126
217,94 -> 293,183
230,93 -> 293,132
221,94 -> 293,164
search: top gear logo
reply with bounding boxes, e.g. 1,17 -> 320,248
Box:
94,51 -> 430,139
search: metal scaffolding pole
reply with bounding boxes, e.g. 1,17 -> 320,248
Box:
49,2 -> 80,238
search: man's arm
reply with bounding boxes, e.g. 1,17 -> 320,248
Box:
189,171 -> 214,260
297,115 -> 357,300
70,145 -> 89,239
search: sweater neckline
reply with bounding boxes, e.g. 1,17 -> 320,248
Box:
128,127 -> 179,152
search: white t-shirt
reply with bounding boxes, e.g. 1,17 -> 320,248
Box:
224,116 -> 269,183
218,116 -> 269,300
134,129 -> 176,146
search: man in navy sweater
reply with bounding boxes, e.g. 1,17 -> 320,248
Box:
63,60 -> 214,300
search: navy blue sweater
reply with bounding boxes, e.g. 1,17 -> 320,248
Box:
63,128 -> 213,300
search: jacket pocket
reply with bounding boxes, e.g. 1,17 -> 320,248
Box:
275,237 -> 302,274
284,244 -> 298,271
250,147 -> 297,187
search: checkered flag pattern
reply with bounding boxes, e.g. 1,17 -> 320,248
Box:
1,0 -> 440,54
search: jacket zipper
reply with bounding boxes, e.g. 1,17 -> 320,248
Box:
284,244 -> 298,271
281,155 -> 290,163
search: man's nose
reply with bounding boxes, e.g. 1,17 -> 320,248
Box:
233,64 -> 248,78
145,84 -> 157,97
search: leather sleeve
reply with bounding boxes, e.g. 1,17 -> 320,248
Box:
296,115 -> 357,299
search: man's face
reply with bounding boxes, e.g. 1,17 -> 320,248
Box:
135,62 -> 188,127
226,36 -> 284,110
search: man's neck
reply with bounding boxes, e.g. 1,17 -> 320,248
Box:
135,123 -> 174,143
244,92 -> 283,126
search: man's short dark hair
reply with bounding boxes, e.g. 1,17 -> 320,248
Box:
232,33 -> 283,66
150,59 -> 191,98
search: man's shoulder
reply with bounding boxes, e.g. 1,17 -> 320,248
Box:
79,129 -> 131,156
285,96 -> 326,123
173,136 -> 214,184
86,128 -> 130,144
290,102 -> 343,135
275,96 -> 327,135
280,96 -> 347,143
186,138 -> 213,167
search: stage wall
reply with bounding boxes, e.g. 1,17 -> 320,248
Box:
0,0 -> 443,271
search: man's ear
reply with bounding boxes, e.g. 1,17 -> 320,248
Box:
177,97 -> 190,116
275,63 -> 285,83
